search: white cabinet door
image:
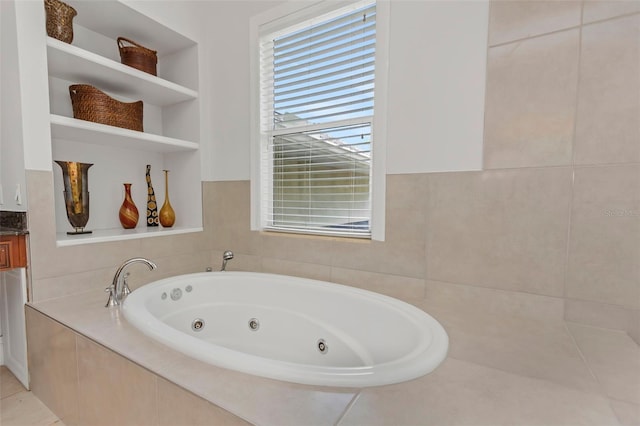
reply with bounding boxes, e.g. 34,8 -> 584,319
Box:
0,268 -> 29,389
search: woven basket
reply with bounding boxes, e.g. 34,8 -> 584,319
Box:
44,0 -> 77,44
117,37 -> 158,76
69,85 -> 143,132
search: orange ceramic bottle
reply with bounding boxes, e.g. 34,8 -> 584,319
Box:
119,183 -> 139,229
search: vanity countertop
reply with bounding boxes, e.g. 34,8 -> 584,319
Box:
0,211 -> 28,236
0,229 -> 29,236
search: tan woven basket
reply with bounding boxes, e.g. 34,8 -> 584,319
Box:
44,0 -> 77,44
69,85 -> 143,132
117,37 -> 158,76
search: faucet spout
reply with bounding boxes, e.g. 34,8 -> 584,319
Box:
105,257 -> 157,307
220,250 -> 234,271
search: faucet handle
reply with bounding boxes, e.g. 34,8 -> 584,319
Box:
104,285 -> 119,307
122,272 -> 132,296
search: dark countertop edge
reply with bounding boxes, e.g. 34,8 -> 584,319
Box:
0,230 -> 29,236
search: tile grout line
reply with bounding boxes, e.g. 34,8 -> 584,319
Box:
562,322 -> 605,395
562,322 -> 631,425
488,9 -> 640,49
334,391 -> 362,425
561,0 -> 584,308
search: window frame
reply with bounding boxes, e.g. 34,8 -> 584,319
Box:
250,0 -> 389,241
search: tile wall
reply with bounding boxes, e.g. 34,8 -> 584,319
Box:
26,1 -> 639,343
25,306 -> 248,425
205,1 -> 640,340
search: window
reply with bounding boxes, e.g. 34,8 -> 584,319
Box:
253,1 -> 384,239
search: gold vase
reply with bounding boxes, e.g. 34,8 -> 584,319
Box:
119,183 -> 139,229
55,161 -> 93,235
159,170 -> 175,227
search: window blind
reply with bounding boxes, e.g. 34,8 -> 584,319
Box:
259,2 -> 376,237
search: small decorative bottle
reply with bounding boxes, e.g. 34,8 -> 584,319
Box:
119,183 -> 139,229
145,165 -> 159,226
159,170 -> 175,227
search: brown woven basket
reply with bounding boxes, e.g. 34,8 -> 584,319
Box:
117,37 -> 158,76
69,85 -> 143,132
44,0 -> 77,44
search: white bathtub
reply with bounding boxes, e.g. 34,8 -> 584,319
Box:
122,271 -> 448,387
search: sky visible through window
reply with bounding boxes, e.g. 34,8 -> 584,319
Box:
272,4 -> 376,152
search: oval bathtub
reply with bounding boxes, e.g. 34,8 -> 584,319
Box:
122,271 -> 448,387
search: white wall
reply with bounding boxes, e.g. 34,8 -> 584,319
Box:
203,0 -> 488,181
385,1 -> 488,173
12,0 -> 52,172
202,1 -> 284,182
13,0 -> 489,183
1,0 -> 28,210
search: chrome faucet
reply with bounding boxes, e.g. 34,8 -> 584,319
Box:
105,257 -> 157,307
220,250 -> 234,271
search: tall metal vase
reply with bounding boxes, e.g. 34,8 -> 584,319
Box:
55,161 -> 93,235
145,165 -> 159,226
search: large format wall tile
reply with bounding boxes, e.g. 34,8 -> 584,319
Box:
488,0 -> 581,46
25,307 -> 79,426
157,378 -> 249,426
207,180 -> 260,255
484,29 -> 579,169
566,165 -> 640,308
424,280 -> 564,322
427,168 -> 572,297
574,15 -> 640,165
330,267 -> 426,301
260,232 -> 335,266
77,335 -> 158,426
339,358 -> 617,426
583,1 -> 640,23
330,173 -> 428,278
261,257 -> 332,282
565,298 -> 639,338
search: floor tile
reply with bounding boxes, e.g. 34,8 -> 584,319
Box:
0,390 -> 64,426
417,303 -> 601,394
610,399 -> 640,426
568,323 -> 640,404
1,366 -> 25,399
339,357 -> 619,426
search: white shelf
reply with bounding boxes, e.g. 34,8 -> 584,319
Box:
56,226 -> 204,247
50,114 -> 198,153
66,0 -> 196,55
44,0 -> 203,246
47,37 -> 198,106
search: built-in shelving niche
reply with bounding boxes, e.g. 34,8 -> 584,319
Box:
47,0 -> 203,247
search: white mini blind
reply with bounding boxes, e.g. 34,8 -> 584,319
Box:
259,2 -> 376,237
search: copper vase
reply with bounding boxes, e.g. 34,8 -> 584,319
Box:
55,161 -> 93,235
159,170 -> 175,227
119,183 -> 139,229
